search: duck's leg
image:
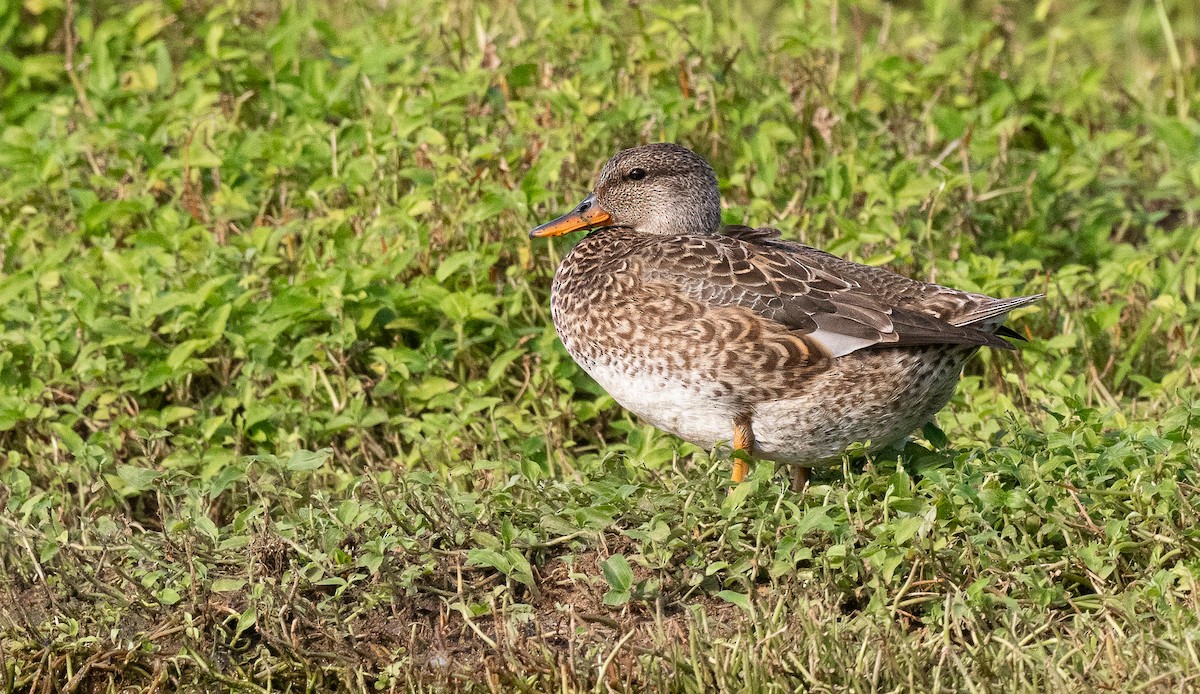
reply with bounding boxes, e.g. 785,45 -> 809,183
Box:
731,414 -> 754,484
791,465 -> 810,492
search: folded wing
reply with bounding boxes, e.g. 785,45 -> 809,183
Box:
637,227 -> 1035,358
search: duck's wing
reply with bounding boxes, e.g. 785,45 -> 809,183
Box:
721,225 -> 1043,330
639,227 -> 1017,358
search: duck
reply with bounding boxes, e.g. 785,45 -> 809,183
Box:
530,143 -> 1040,490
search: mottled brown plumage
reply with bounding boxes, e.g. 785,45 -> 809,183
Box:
531,143 -> 1040,488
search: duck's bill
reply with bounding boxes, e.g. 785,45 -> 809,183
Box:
529,196 -> 613,238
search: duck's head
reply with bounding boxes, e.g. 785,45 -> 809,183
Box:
530,143 -> 722,238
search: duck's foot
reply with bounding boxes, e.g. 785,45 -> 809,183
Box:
791,465 -> 810,492
730,414 -> 754,487
730,458 -> 749,485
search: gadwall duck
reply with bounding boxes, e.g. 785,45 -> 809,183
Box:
531,143 -> 1040,490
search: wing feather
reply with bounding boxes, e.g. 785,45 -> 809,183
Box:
636,227 -> 1026,358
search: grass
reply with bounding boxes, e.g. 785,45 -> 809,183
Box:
1,0 -> 1199,690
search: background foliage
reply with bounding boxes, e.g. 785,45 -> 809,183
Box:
1,0 -> 1199,690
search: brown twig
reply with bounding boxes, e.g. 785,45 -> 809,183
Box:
63,0 -> 97,121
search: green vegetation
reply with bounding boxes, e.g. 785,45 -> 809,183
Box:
2,0 -> 1199,690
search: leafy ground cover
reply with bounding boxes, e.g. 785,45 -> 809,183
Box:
1,0 -> 1199,690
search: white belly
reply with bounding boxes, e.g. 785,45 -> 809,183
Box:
576,350 -> 964,467
581,360 -> 736,448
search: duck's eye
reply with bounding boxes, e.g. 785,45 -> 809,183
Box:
627,168 -> 647,181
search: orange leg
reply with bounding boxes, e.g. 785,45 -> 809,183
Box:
731,414 -> 753,484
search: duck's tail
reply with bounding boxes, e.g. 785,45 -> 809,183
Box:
951,294 -> 1043,332
993,325 -> 1028,342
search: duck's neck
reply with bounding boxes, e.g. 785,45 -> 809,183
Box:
635,197 -> 722,236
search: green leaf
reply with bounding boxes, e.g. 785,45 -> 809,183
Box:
922,422 -> 949,449
716,590 -> 751,612
893,516 -> 924,545
601,554 -> 633,593
233,608 -> 257,641
192,514 -> 220,542
722,479 -> 757,514
602,589 -> 630,607
1153,117 -> 1197,158
506,552 -> 535,588
286,449 -> 330,471
166,338 -> 210,370
466,548 -> 511,574
794,506 -> 836,537
406,378 -> 459,401
116,465 -> 162,493
932,106 -> 967,140
212,578 -> 246,592
160,406 -> 197,424
434,251 -> 476,283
